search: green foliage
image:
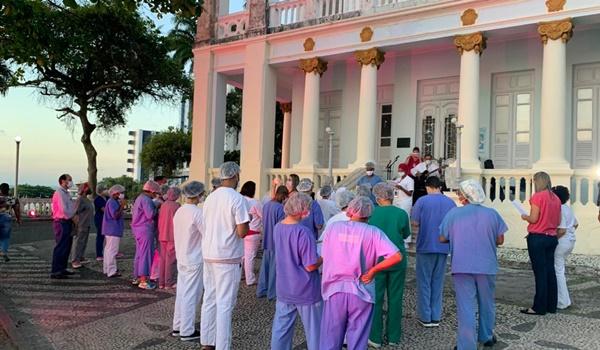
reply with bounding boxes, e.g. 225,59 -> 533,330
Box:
226,88 -> 243,133
167,15 -> 196,70
12,184 -> 55,198
98,176 -> 143,200
140,127 -> 192,177
224,150 -> 240,164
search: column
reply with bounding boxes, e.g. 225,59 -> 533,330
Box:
352,47 -> 385,168
534,19 -> 573,178
280,102 -> 292,168
240,41 -> 277,194
190,50 -> 214,185
454,32 -> 486,174
295,57 -> 327,169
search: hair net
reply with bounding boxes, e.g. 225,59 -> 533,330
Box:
165,187 -> 181,201
372,182 -> 394,201
219,162 -> 241,180
297,178 -> 314,193
365,161 -> 376,169
459,179 -> 486,205
335,190 -> 355,210
143,180 -> 160,193
319,185 -> 333,198
355,184 -> 372,198
181,181 -> 205,198
284,193 -> 312,217
96,183 -> 107,194
109,185 -> 125,196
211,178 -> 222,188
346,196 -> 373,219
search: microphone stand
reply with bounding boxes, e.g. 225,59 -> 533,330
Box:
386,155 -> 400,180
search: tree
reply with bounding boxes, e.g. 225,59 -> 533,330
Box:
98,176 -> 143,200
0,1 -> 189,194
226,87 -> 243,135
9,184 -> 55,198
140,127 -> 192,177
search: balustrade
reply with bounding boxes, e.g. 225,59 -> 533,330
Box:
216,11 -> 250,39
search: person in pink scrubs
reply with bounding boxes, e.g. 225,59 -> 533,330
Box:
157,187 -> 181,289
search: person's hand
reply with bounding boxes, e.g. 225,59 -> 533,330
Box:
360,269 -> 376,284
597,211 -> 600,223
521,214 -> 528,221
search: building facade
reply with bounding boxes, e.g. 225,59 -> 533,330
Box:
127,129 -> 158,182
190,0 -> 600,254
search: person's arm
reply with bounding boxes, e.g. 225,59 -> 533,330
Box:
360,252 -> 402,283
142,197 -> 156,220
399,185 -> 413,197
521,204 -> 540,224
236,222 -> 249,238
439,235 -> 449,243
63,191 -> 79,219
496,234 -> 505,246
12,198 -> 22,224
305,257 -> 323,272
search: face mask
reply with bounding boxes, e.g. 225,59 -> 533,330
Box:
425,160 -> 432,165
118,193 -> 125,200
67,181 -> 74,188
366,170 -> 374,176
398,172 -> 405,178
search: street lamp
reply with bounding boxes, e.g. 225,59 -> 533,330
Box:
14,136 -> 22,198
451,118 -> 464,185
325,126 -> 335,185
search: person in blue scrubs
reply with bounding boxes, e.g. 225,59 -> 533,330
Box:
297,179 -> 324,238
356,161 -> 384,204
411,176 -> 456,327
439,179 -> 507,350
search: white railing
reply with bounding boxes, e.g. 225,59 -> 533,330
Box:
265,168 -> 353,188
481,169 -> 533,204
20,198 -> 52,217
216,11 -> 250,39
373,0 -> 448,11
317,0 -> 360,17
269,0 -> 307,27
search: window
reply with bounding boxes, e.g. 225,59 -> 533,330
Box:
380,105 -> 392,147
422,115 -> 435,156
444,114 -> 457,159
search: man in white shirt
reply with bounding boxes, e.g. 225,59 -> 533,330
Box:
50,174 -> 80,279
317,185 -> 340,227
172,181 -> 206,341
201,162 -> 250,350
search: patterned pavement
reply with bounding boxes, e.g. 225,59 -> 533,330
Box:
1,234 -> 600,350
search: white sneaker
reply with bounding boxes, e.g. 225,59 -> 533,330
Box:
368,340 -> 381,348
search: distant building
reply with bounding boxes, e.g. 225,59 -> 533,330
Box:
127,129 -> 158,182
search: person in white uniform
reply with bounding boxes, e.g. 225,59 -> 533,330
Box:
172,181 -> 206,341
317,185 -> 340,227
394,165 -> 415,248
552,186 -> 578,310
201,162 -> 250,350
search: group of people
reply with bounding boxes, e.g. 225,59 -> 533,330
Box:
0,183 -> 22,262
39,157 -> 581,350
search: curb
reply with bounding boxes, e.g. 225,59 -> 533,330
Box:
0,303 -> 23,350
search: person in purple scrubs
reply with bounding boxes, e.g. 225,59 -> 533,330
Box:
440,180 -> 507,350
131,180 -> 160,290
270,193 -> 322,350
297,178 -> 324,238
320,196 -> 403,350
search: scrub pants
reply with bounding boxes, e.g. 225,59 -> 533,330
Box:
51,219 -> 74,275
257,249 -> 276,299
173,263 -> 204,337
133,228 -> 154,278
94,218 -> 104,258
200,262 -> 242,350
243,234 -> 261,285
416,253 -> 447,322
159,241 -> 177,287
320,292 -> 373,350
527,234 -> 558,314
103,236 -> 121,277
554,237 -> 575,309
71,226 -> 90,261
452,274 -> 496,350
150,248 -> 160,280
271,301 -> 322,350
0,213 -> 11,255
370,256 -> 407,344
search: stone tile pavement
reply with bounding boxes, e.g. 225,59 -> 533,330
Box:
1,233 -> 600,350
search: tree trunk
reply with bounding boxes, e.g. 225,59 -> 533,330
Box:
78,104 -> 98,196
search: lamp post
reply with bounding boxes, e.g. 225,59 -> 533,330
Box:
325,126 -> 335,185
451,118 -> 464,184
14,136 -> 22,198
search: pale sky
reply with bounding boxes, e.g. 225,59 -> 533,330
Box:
0,2 -> 245,187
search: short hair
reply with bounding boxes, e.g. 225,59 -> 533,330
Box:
0,183 -> 9,195
240,181 -> 256,198
58,174 -> 70,184
275,185 -> 289,202
423,153 -> 433,159
425,176 -> 441,189
412,147 -> 420,153
153,175 -> 166,182
552,185 -> 570,205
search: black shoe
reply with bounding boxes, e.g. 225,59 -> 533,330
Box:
3,255 -> 9,262
180,330 -> 200,341
62,270 -> 76,276
171,330 -> 180,337
50,274 -> 69,279
483,335 -> 497,347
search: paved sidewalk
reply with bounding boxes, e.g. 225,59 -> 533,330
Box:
1,234 -> 600,349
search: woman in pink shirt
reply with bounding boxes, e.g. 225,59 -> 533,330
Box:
520,172 -> 561,315
157,187 -> 181,289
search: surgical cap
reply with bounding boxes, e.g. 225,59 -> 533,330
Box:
211,178 -> 222,188
365,161 -> 376,169
319,185 -> 333,198
297,178 -> 314,193
459,179 -> 486,205
181,181 -> 205,198
143,180 -> 160,193
96,183 -> 107,194
219,162 -> 240,180
284,193 -> 312,217
346,196 -> 373,219
373,182 -> 394,201
355,184 -> 372,197
335,190 -> 355,209
165,187 -> 181,201
109,185 -> 125,196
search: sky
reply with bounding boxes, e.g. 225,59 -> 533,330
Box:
0,2 -> 246,187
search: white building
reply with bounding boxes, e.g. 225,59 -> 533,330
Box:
190,0 -> 600,254
127,129 -> 158,181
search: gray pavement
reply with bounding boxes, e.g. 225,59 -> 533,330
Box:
1,229 -> 600,350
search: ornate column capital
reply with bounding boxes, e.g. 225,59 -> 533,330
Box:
454,32 -> 487,55
280,102 -> 292,113
538,18 -> 573,44
299,57 -> 328,75
355,48 -> 385,69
